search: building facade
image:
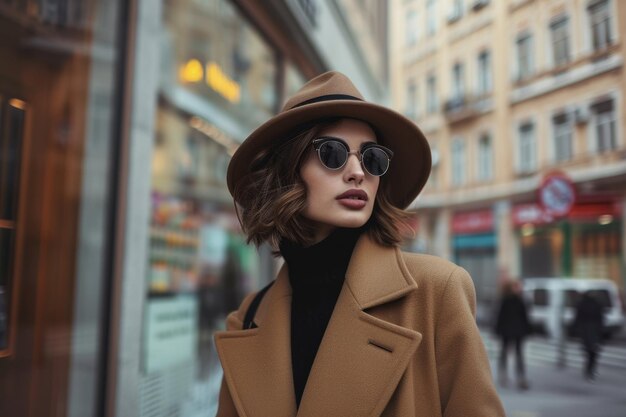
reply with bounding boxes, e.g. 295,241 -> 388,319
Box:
0,1 -> 388,416
391,0 -> 626,316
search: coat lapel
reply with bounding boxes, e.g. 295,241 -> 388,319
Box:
296,235 -> 422,417
214,266 -> 297,417
215,234 -> 422,417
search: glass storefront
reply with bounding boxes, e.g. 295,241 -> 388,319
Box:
0,1 -> 124,416
516,202 -> 623,286
572,220 -> 622,286
138,1 -> 280,415
161,0 -> 278,127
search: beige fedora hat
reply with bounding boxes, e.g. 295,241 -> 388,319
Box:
227,71 -> 431,209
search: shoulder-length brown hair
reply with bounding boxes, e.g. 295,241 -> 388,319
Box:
233,119 -> 414,249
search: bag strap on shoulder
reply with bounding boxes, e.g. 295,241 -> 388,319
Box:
242,280 -> 275,330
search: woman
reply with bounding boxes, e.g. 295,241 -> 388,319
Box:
215,71 -> 504,416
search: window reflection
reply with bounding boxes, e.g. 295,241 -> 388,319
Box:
163,0 -> 277,122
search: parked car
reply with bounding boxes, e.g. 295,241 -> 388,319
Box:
522,277 -> 624,339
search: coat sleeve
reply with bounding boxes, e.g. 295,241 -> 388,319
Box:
435,267 -> 505,417
215,292 -> 256,417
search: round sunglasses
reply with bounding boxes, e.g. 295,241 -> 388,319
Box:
312,137 -> 394,177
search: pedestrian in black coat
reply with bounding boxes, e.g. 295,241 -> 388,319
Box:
494,280 -> 531,390
573,291 -> 604,381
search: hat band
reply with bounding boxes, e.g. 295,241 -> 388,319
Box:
291,94 -> 363,109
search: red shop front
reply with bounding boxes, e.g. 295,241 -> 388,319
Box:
513,200 -> 622,286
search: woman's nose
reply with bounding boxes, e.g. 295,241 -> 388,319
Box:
343,153 -> 364,183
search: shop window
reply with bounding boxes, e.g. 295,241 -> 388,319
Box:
0,97 -> 26,352
143,1 -> 275,404
573,223 -> 621,284
165,0 -> 278,123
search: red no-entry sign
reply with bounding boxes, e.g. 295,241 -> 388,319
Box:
538,172 -> 576,217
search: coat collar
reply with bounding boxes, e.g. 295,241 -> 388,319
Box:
214,233 -> 422,417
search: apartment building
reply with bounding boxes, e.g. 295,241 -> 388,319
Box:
391,0 -> 626,309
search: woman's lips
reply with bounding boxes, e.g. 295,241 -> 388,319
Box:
337,198 -> 367,209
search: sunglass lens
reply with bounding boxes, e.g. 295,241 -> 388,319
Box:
318,141 -> 347,169
362,147 -> 390,176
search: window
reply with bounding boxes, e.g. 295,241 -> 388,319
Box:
550,16 -> 570,67
477,133 -> 493,181
429,142 -> 440,189
406,80 -> 418,119
516,33 -> 533,80
532,289 -> 549,307
518,122 -> 536,173
552,113 -> 573,162
452,62 -> 465,100
592,99 -> 617,152
0,97 -> 26,352
426,0 -> 437,35
451,138 -> 466,186
588,0 -> 612,51
477,50 -> 492,94
406,10 -> 418,45
427,74 -> 438,113
451,0 -> 464,19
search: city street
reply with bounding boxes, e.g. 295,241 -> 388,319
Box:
481,331 -> 626,417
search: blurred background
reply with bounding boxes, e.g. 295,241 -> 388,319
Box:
0,0 -> 624,416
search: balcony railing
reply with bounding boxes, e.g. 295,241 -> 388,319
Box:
443,94 -> 493,124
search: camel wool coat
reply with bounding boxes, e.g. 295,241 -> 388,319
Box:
214,234 -> 505,417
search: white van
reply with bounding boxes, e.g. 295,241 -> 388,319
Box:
522,278 -> 624,339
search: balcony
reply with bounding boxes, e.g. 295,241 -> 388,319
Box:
443,94 -> 493,124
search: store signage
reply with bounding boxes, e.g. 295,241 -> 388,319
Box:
179,59 -> 241,104
206,63 -> 241,103
179,59 -> 204,83
452,210 -> 494,234
144,296 -> 198,373
538,172 -> 576,217
512,203 -> 555,227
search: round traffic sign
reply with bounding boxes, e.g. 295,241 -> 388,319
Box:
538,173 -> 575,217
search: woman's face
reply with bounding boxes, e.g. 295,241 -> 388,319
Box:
300,119 -> 381,242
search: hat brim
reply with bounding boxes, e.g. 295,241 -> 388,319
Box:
227,100 -> 431,209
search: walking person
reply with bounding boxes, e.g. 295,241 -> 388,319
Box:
214,71 -> 504,416
573,291 -> 605,381
494,279 -> 531,390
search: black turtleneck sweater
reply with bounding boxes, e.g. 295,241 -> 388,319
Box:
279,228 -> 362,408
